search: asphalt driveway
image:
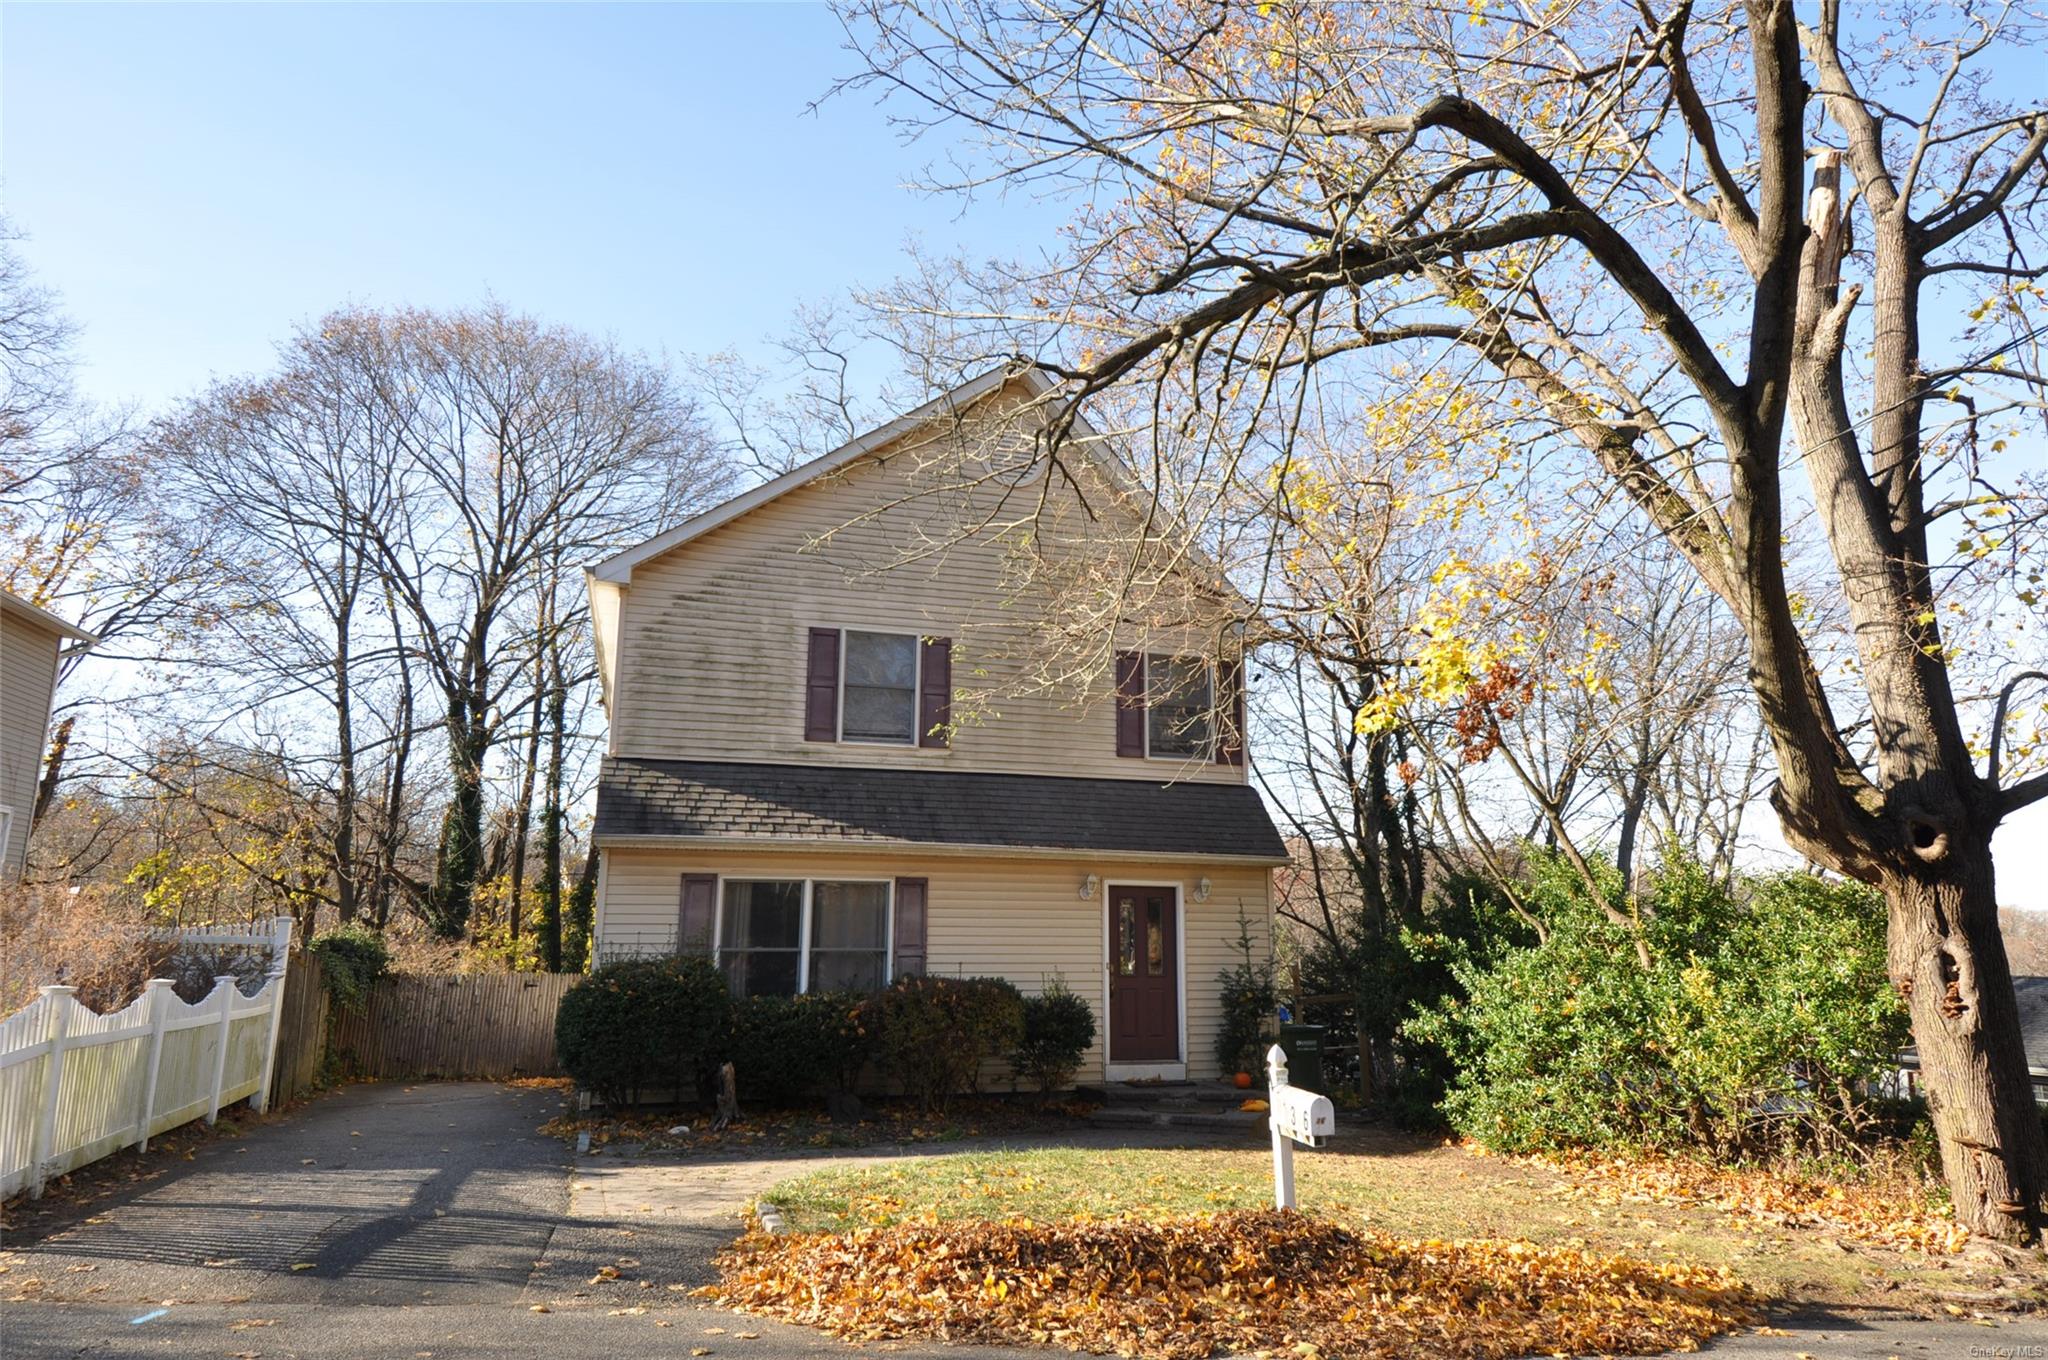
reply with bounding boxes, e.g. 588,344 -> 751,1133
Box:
3,1081 -> 2042,1360
0,1080 -> 1038,1360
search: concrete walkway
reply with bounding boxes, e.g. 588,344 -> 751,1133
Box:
570,1150 -> 875,1224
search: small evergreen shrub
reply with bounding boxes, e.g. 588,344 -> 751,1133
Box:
874,975 -> 1025,1111
555,955 -> 731,1107
1214,912 -> 1278,1075
1010,978 -> 1097,1095
727,991 -> 876,1105
308,923 -> 392,1013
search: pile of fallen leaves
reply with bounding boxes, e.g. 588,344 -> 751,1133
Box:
710,1209 -> 1757,1359
1521,1149 -> 1968,1254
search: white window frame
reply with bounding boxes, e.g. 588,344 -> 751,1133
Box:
1142,654 -> 1215,761
836,628 -> 923,747
711,875 -> 896,994
0,805 -> 14,876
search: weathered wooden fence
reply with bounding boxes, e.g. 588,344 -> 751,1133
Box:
328,973 -> 576,1079
0,918 -> 294,1199
268,949 -> 331,1107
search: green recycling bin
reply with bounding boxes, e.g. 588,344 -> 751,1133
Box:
1277,1022 -> 1327,1093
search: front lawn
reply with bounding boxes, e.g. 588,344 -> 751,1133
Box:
759,1130 -> 2043,1312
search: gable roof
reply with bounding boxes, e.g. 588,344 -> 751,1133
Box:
589,365 -> 1244,614
0,589 -> 98,646
594,757 -> 1290,862
592,364 -> 1042,584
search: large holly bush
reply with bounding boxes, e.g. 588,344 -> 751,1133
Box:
1406,855 -> 1907,1157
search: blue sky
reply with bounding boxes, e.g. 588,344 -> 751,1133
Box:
1,2 -> 1062,411
8,1 -> 2046,899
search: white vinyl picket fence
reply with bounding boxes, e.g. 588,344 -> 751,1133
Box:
0,917 -> 293,1200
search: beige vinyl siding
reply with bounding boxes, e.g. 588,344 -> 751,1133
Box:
598,846 -> 1273,1082
0,609 -> 62,878
607,398 -> 1243,785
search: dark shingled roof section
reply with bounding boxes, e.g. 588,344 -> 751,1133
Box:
594,758 -> 1289,860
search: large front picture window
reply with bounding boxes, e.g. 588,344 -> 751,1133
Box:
719,880 -> 803,997
1146,655 -> 1213,758
841,630 -> 918,744
809,881 -> 890,991
718,878 -> 893,997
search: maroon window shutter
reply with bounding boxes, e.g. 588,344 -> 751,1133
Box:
804,628 -> 841,742
679,874 -> 718,955
1114,651 -> 1145,757
919,637 -> 952,748
893,877 -> 927,978
1217,655 -> 1246,766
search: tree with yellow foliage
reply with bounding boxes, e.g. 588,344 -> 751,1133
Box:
841,0 -> 2048,1240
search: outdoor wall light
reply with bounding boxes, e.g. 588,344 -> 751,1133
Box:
1194,877 -> 1212,903
1080,873 -> 1100,900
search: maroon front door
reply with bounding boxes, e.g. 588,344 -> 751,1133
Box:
1107,885 -> 1178,1062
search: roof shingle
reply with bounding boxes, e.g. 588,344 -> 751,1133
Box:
593,758 -> 1289,861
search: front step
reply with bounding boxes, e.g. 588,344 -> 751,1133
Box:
1088,1104 -> 1265,1131
1098,1079 -> 1263,1106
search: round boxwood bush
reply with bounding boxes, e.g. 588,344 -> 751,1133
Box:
873,975 -> 1025,1111
1011,978 -> 1097,1096
727,990 -> 876,1105
555,956 -> 731,1107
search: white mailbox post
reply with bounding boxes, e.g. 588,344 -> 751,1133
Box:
1264,1043 -> 1336,1210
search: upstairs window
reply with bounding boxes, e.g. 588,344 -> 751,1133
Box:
842,630 -> 918,744
1115,648 -> 1245,765
805,627 -> 952,748
1145,654 -> 1213,758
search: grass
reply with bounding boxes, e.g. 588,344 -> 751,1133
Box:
760,1129 -> 2045,1311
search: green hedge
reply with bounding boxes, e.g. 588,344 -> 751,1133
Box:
555,956 -> 731,1107
874,975 -> 1026,1111
728,991 -> 876,1104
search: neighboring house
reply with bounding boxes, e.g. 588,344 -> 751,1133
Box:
1893,975 -> 2048,1106
584,367 -> 1288,1082
0,590 -> 95,880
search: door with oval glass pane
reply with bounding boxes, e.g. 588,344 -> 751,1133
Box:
1107,885 -> 1178,1062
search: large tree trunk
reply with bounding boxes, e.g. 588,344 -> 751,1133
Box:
538,667 -> 568,973
427,692 -> 489,940
1886,840 -> 2046,1243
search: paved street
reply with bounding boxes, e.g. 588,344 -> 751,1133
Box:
2,1081 -> 2041,1360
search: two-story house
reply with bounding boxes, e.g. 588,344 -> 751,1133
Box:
583,367 -> 1286,1083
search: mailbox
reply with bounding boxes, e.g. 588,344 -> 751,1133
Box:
1270,1085 -> 1336,1148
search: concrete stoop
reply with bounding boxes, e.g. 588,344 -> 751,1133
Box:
1083,1079 -> 1271,1131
